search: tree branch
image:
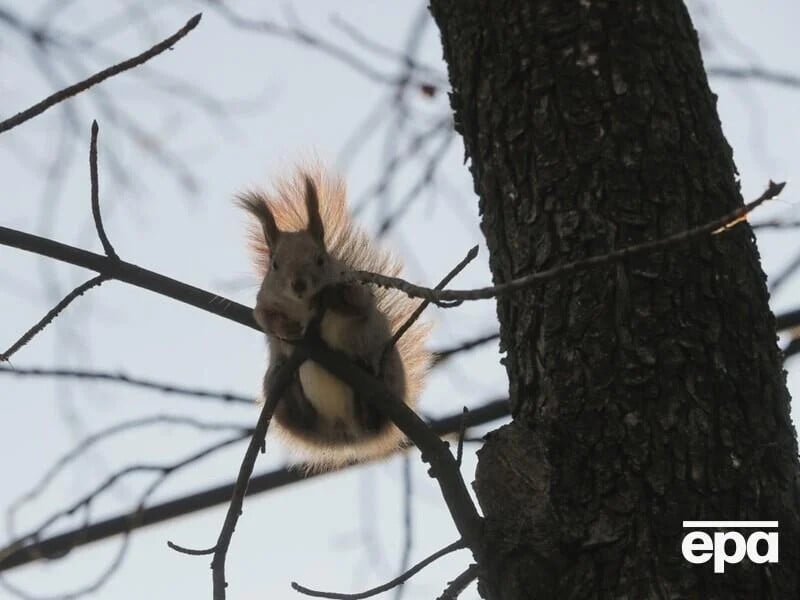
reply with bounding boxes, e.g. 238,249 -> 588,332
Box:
89,120 -> 117,259
299,337 -> 485,559
208,348 -> 307,599
436,564 -> 478,600
348,181 -> 786,303
707,65 -> 800,89
0,432 -> 249,572
292,539 -> 465,599
6,415 -> 251,542
382,244 -> 478,368
0,399 -> 510,572
0,226 -> 256,329
0,324 -> 497,405
206,2 -> 428,88
0,274 -> 109,362
0,14 -> 201,134
431,332 -> 499,366
167,541 -> 216,556
0,365 -> 253,403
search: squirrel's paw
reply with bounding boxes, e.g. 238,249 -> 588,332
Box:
255,307 -> 304,340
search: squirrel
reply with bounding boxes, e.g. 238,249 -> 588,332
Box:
238,166 -> 431,470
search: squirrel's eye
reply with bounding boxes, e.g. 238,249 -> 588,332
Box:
272,260 -> 279,270
316,255 -> 324,267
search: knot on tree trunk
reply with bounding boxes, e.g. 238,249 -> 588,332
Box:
475,422 -> 563,599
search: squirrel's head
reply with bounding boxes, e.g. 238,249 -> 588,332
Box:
239,177 -> 335,319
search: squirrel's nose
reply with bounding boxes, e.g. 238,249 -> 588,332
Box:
292,278 -> 307,296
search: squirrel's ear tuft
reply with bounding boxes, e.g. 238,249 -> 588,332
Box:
304,175 -> 325,245
237,191 -> 280,248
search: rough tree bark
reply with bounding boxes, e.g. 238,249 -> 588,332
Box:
429,1 -> 800,598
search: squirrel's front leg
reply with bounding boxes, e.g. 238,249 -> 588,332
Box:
317,283 -> 373,317
265,354 -> 319,431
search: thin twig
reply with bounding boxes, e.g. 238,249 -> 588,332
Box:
209,349 -> 307,600
167,541 -> 216,556
382,245 -> 478,368
0,327 -> 497,396
0,274 -> 109,362
0,432 -> 248,572
89,120 -> 117,259
0,399 -> 510,572
784,337 -> 800,360
776,308 -> 800,332
292,539 -> 466,599
377,129 -> 456,235
0,365 -> 253,403
456,407 -> 468,468
208,2 -> 417,88
431,332 -> 500,366
752,220 -> 800,230
0,14 -> 202,134
394,456 -> 413,600
348,181 -> 786,303
707,65 -> 800,89
436,564 -> 479,600
6,415 -> 251,541
329,14 -> 445,84
352,117 -> 452,216
768,245 -> 800,293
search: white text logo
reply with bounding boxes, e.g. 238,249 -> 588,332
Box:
681,521 -> 778,573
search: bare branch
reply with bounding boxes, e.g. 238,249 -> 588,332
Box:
436,564 -> 479,600
207,2 -> 427,88
431,332 -> 500,366
329,14 -> 445,85
292,539 -> 466,599
0,274 -> 109,362
394,456 -> 413,600
768,246 -> 800,293
167,541 -> 216,556
352,117 -> 452,216
348,181 -> 786,303
775,308 -> 800,332
707,65 -> 800,89
0,14 -> 202,134
784,338 -> 800,361
0,365 -> 253,404
0,226 -> 257,329
377,128 -> 456,235
752,220 -> 800,230
209,349 -> 308,599
0,325 -> 494,400
0,431 -> 248,589
456,407 -> 468,468
6,415 -> 251,541
89,120 -> 117,259
299,338 -> 485,561
0,399 -> 509,572
383,245 -> 478,367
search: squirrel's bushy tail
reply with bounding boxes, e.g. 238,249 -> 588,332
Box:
242,164 -> 432,469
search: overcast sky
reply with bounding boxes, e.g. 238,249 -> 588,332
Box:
1,1 -> 799,599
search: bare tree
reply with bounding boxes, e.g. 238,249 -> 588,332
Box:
1,1 -> 800,599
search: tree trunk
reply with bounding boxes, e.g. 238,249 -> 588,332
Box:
429,1 -> 800,598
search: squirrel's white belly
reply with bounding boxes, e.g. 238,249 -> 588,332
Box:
298,361 -> 355,430
320,310 -> 352,352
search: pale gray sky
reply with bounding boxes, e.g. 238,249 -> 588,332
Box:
0,1 -> 798,599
